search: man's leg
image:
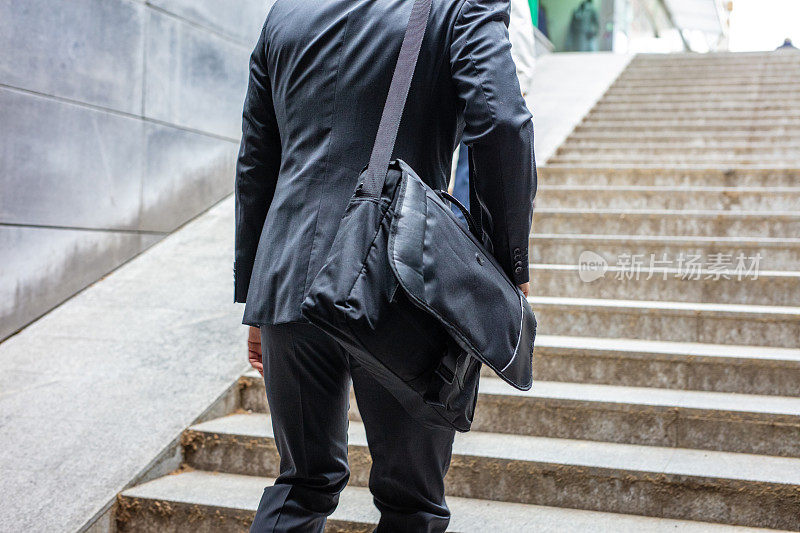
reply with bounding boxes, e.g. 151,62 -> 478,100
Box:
350,361 -> 456,533
250,322 -> 352,533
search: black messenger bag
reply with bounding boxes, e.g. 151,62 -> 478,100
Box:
300,0 -> 536,432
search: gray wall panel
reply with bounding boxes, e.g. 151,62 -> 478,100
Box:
1,0 -> 265,340
0,89 -> 144,230
147,0 -> 270,45
0,226 -> 161,340
141,123 -> 237,232
0,0 -> 145,114
144,10 -> 250,139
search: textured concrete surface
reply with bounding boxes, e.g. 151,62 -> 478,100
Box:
178,413 -> 800,528
530,296 -> 800,348
0,197 -> 248,532
528,52 -> 632,163
529,233 -> 800,271
119,471 -> 781,533
0,0 -> 269,339
529,264 -> 800,306
237,370 -> 800,457
530,335 -> 800,396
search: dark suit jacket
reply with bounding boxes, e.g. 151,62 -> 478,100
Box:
235,0 -> 537,326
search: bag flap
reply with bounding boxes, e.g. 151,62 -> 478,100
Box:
388,161 -> 535,390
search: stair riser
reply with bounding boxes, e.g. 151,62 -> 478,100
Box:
611,79 -> 800,89
537,189 -> 800,211
537,168 -> 800,187
615,76 -> 800,85
560,139 -> 800,149
593,102 -> 800,112
630,58 -> 800,67
586,112 -> 800,122
530,268 -> 800,306
534,305 -> 800,348
581,116 -> 800,126
601,96 -> 800,107
181,432 -> 800,530
115,500 -> 368,533
532,347 -> 800,396
473,395 -> 800,457
604,89 -> 800,99
532,212 -> 800,238
549,159 -> 800,167
530,238 -> 800,271
236,375 -> 800,456
556,147 -> 800,157
573,123 -> 800,133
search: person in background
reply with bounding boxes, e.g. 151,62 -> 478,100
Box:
538,2 -> 549,39
777,38 -> 798,51
568,0 -> 599,52
450,0 -> 537,224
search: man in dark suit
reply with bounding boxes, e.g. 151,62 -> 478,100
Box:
235,0 -> 536,530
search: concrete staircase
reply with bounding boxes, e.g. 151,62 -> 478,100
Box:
116,52 -> 800,531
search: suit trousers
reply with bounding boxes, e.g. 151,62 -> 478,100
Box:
250,321 -> 456,533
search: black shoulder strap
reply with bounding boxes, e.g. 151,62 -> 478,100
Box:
361,0 -> 433,198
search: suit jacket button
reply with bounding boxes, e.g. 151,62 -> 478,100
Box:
515,266 -> 523,274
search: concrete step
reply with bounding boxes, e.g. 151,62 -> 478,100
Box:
593,100 -> 800,112
536,166 -> 800,187
628,59 -> 800,70
531,335 -> 800,397
580,115 -> 800,127
536,185 -> 800,211
560,137 -> 800,149
236,371 -> 800,456
572,122 -> 800,134
555,145 -> 800,158
610,77 -> 800,89
603,87 -> 800,99
529,263 -> 800,306
530,296 -> 800,348
117,470 -> 782,533
473,378 -> 800,456
548,155 -> 800,166
601,93 -> 800,104
615,74 -> 800,84
239,330 -> 800,397
587,109 -> 800,121
630,51 -> 800,63
529,233 -> 800,272
532,208 -> 800,238
178,414 -> 800,529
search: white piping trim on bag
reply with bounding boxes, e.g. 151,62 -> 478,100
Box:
500,292 -> 525,373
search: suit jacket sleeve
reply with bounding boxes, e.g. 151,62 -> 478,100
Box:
450,0 -> 537,285
234,23 -> 281,303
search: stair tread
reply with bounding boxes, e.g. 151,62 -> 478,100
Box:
535,207 -> 800,217
538,185 -> 800,192
478,377 -> 800,416
120,470 -> 779,532
240,369 -> 800,415
528,295 -> 800,317
188,414 -> 800,485
530,263 -> 800,278
535,334 -> 800,362
530,232 -> 800,246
